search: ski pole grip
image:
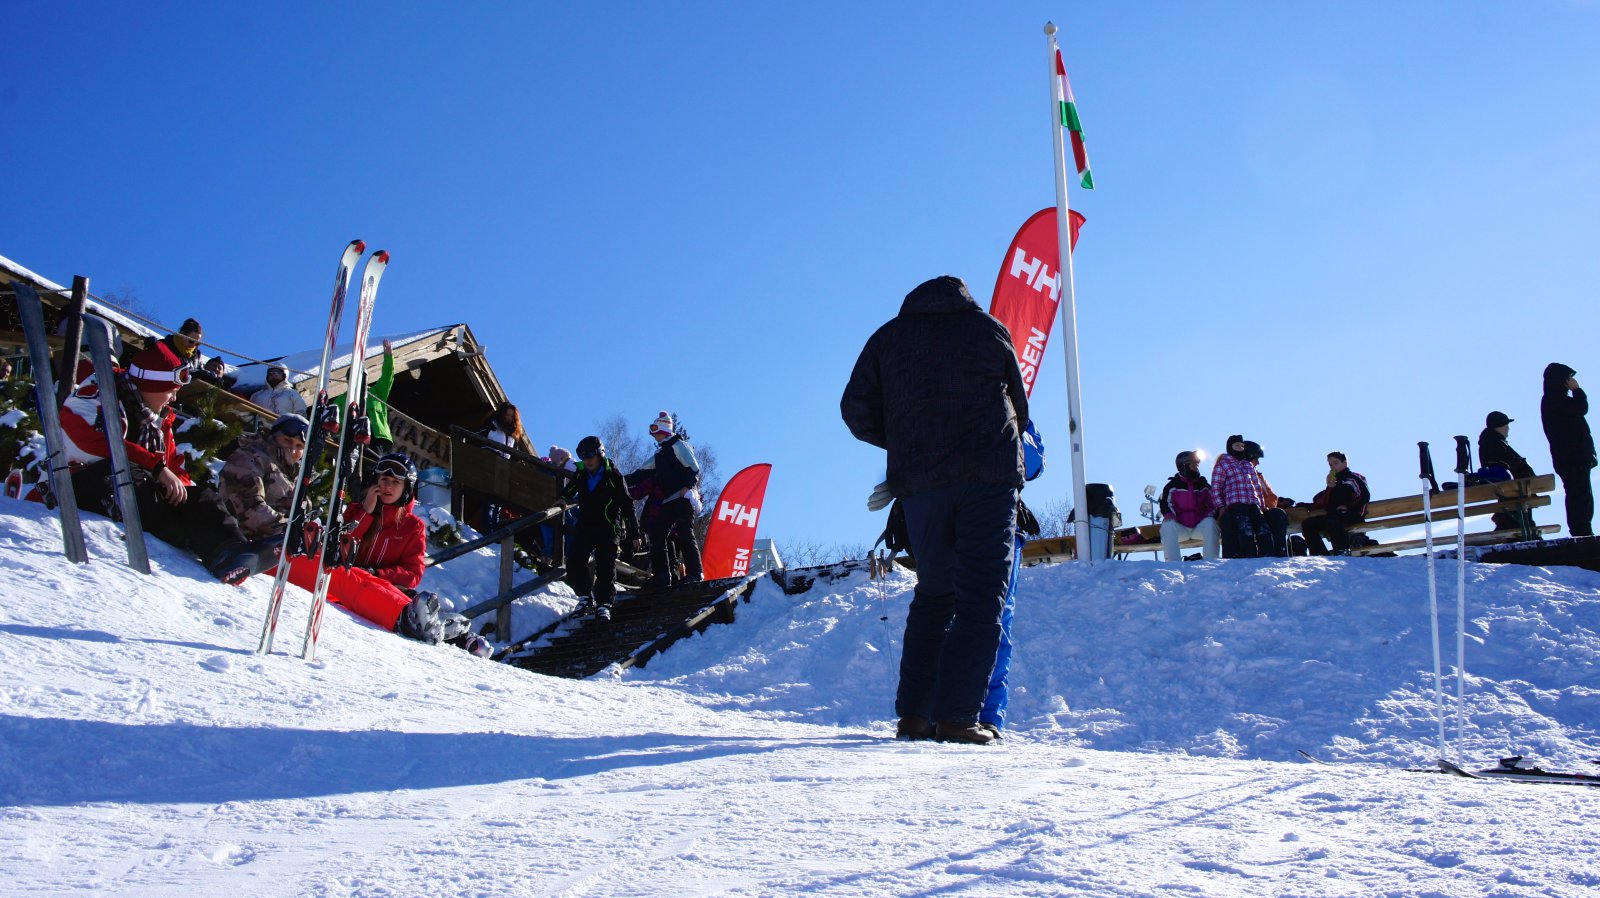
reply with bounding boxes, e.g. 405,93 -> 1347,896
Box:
1453,435 -> 1471,475
1417,441 -> 1431,480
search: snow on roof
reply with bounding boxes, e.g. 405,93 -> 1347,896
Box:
231,326 -> 457,391
0,251 -> 160,340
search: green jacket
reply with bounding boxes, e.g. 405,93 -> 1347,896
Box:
331,349 -> 396,442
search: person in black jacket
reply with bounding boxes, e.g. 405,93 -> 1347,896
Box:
563,435 -> 642,622
841,275 -> 1028,746
1300,452 -> 1371,555
1479,410 -> 1538,534
631,410 -> 702,587
1541,363 -> 1595,538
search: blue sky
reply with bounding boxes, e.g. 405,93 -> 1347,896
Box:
5,2 -> 1599,551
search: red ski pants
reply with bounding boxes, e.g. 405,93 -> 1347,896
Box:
285,555 -> 412,632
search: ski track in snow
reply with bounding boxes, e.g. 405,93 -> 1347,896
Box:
2,499 -> 1599,897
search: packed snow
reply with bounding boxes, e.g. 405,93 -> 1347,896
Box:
3,497 -> 1599,897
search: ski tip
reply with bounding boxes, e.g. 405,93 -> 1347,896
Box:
349,239 -> 366,254
373,250 -> 390,264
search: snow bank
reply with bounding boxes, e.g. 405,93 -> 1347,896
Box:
625,556 -> 1600,768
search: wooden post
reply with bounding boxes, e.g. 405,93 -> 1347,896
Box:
54,276 -> 88,405
497,532 -> 514,640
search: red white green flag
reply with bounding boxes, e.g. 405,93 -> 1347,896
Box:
1055,49 -> 1093,190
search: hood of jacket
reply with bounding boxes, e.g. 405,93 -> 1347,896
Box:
1545,362 -> 1576,393
898,276 -> 981,317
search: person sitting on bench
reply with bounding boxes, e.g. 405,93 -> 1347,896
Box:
1301,451 -> 1371,555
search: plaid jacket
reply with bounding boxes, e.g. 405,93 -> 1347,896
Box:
1211,453 -> 1265,509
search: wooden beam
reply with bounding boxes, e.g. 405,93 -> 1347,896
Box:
1349,525 -> 1560,556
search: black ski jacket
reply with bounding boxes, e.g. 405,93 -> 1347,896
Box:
1478,427 -> 1536,480
840,276 -> 1029,498
1541,363 -> 1596,471
563,458 -> 641,543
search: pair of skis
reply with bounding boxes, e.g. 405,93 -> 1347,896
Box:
1418,438 -> 1476,764
14,280 -> 152,573
256,241 -> 390,660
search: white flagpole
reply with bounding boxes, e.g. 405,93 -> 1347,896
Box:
1045,22 -> 1092,564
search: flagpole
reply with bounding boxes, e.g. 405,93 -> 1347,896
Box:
1045,22 -> 1092,564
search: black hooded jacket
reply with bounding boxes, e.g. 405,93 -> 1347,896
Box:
840,276 -> 1030,498
1541,363 -> 1595,471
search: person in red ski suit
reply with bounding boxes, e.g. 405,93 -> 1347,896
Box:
286,454 -> 426,632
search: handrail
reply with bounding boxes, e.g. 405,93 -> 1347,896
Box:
424,504 -> 566,567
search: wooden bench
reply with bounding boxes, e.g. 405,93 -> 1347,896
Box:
1021,474 -> 1556,563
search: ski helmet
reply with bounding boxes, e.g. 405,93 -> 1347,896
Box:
1175,450 -> 1197,472
373,452 -> 419,503
269,413 -> 311,441
576,436 -> 605,461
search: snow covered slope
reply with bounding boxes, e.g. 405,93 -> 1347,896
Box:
628,558 -> 1600,768
3,498 -> 1599,897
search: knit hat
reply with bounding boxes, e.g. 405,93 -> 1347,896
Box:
127,343 -> 190,392
1486,410 -> 1513,428
649,410 -> 675,436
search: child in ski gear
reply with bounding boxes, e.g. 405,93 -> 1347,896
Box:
563,436 -> 641,619
841,275 -> 1026,746
1159,450 -> 1221,561
285,452 -> 427,634
1301,451 -> 1371,555
1479,411 -> 1538,533
60,341 -> 253,583
250,364 -> 309,417
979,421 -> 1046,741
631,410 -> 703,587
218,413 -> 309,541
1541,364 -> 1594,537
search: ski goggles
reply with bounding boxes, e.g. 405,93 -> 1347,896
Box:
374,457 -> 413,480
648,423 -> 670,435
128,364 -> 192,387
271,417 -> 311,441
577,446 -> 601,460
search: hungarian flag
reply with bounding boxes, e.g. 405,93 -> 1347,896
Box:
1056,50 -> 1093,190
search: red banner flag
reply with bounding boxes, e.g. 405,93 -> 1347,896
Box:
988,207 -> 1085,396
701,463 -> 773,580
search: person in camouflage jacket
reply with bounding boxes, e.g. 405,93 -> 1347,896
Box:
217,414 -> 308,540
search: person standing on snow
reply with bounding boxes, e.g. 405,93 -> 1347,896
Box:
1159,450 -> 1221,561
841,274 -> 1027,746
250,364 -> 308,417
631,411 -> 703,587
978,421 -> 1046,742
1541,363 -> 1596,537
563,436 -> 642,623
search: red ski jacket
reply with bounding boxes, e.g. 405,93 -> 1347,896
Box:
343,499 -> 426,590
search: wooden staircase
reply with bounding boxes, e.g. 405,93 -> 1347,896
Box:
505,576 -> 760,679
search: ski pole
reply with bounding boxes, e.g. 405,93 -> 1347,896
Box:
1418,441 -> 1447,761
1452,435 -> 1472,753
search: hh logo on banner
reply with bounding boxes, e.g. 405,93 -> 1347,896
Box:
1008,249 -> 1061,302
718,502 -> 759,528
